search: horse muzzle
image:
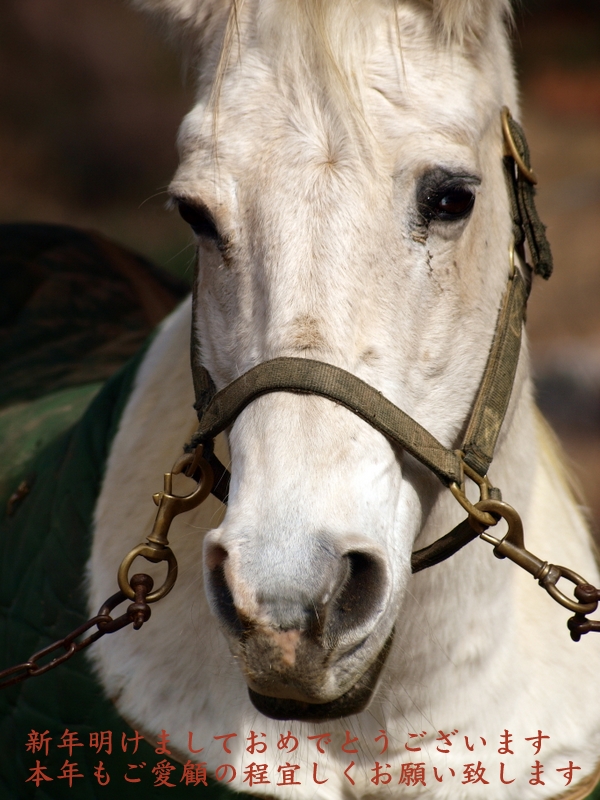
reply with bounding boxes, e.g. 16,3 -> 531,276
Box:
246,629 -> 395,722
204,535 -> 395,720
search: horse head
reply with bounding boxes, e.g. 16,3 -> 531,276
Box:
132,0 -> 520,721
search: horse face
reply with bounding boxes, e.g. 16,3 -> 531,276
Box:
168,0 -> 515,719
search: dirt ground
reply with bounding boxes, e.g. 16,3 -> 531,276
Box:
1,0 -> 600,528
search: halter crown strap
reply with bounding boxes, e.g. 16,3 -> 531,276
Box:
501,107 -> 553,280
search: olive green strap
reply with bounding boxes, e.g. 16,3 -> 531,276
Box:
189,268 -> 527,488
461,270 -> 528,477
502,110 -> 553,280
460,110 -> 552,477
190,357 -> 463,485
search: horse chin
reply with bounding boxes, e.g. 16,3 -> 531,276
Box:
247,629 -> 395,722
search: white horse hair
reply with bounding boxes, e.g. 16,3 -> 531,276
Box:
88,0 -> 600,796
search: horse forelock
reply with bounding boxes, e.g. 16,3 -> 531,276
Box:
134,0 -> 512,38
163,0 -> 515,177
135,0 -> 513,92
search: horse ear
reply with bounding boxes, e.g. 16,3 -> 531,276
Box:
129,0 -> 219,30
431,0 -> 512,41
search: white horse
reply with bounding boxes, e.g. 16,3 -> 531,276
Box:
88,0 -> 600,796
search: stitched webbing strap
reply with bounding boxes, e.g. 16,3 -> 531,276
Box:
503,110 -> 553,280
191,357 -> 463,484
190,271 -> 527,488
461,270 -> 527,477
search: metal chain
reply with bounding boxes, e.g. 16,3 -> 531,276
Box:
0,573 -> 153,690
0,446 -> 214,692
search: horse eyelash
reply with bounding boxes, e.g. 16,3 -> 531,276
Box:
416,170 -> 479,225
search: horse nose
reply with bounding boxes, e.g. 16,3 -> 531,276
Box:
204,539 -> 389,648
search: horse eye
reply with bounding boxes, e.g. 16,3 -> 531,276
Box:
177,200 -> 221,242
422,187 -> 475,222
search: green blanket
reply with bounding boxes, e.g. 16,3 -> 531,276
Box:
0,225 -> 249,798
0,355 -> 252,799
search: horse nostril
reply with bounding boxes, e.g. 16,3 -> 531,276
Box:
205,545 -> 245,637
205,543 -> 228,571
204,541 -> 387,647
326,551 -> 387,644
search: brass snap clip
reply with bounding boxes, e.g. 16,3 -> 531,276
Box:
476,498 -> 599,621
117,445 -> 214,603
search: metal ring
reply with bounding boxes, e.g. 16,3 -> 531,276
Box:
117,544 -> 178,602
508,241 -> 517,280
475,498 -> 523,537
449,482 -> 497,529
458,457 -> 493,497
541,565 -> 598,615
501,107 -> 538,185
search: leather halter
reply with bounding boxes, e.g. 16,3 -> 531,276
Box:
185,107 -> 544,574
117,108 -> 600,642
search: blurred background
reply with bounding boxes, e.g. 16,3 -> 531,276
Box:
1,0 -> 599,529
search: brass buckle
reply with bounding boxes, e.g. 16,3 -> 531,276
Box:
117,446 -> 214,602
501,106 -> 538,185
